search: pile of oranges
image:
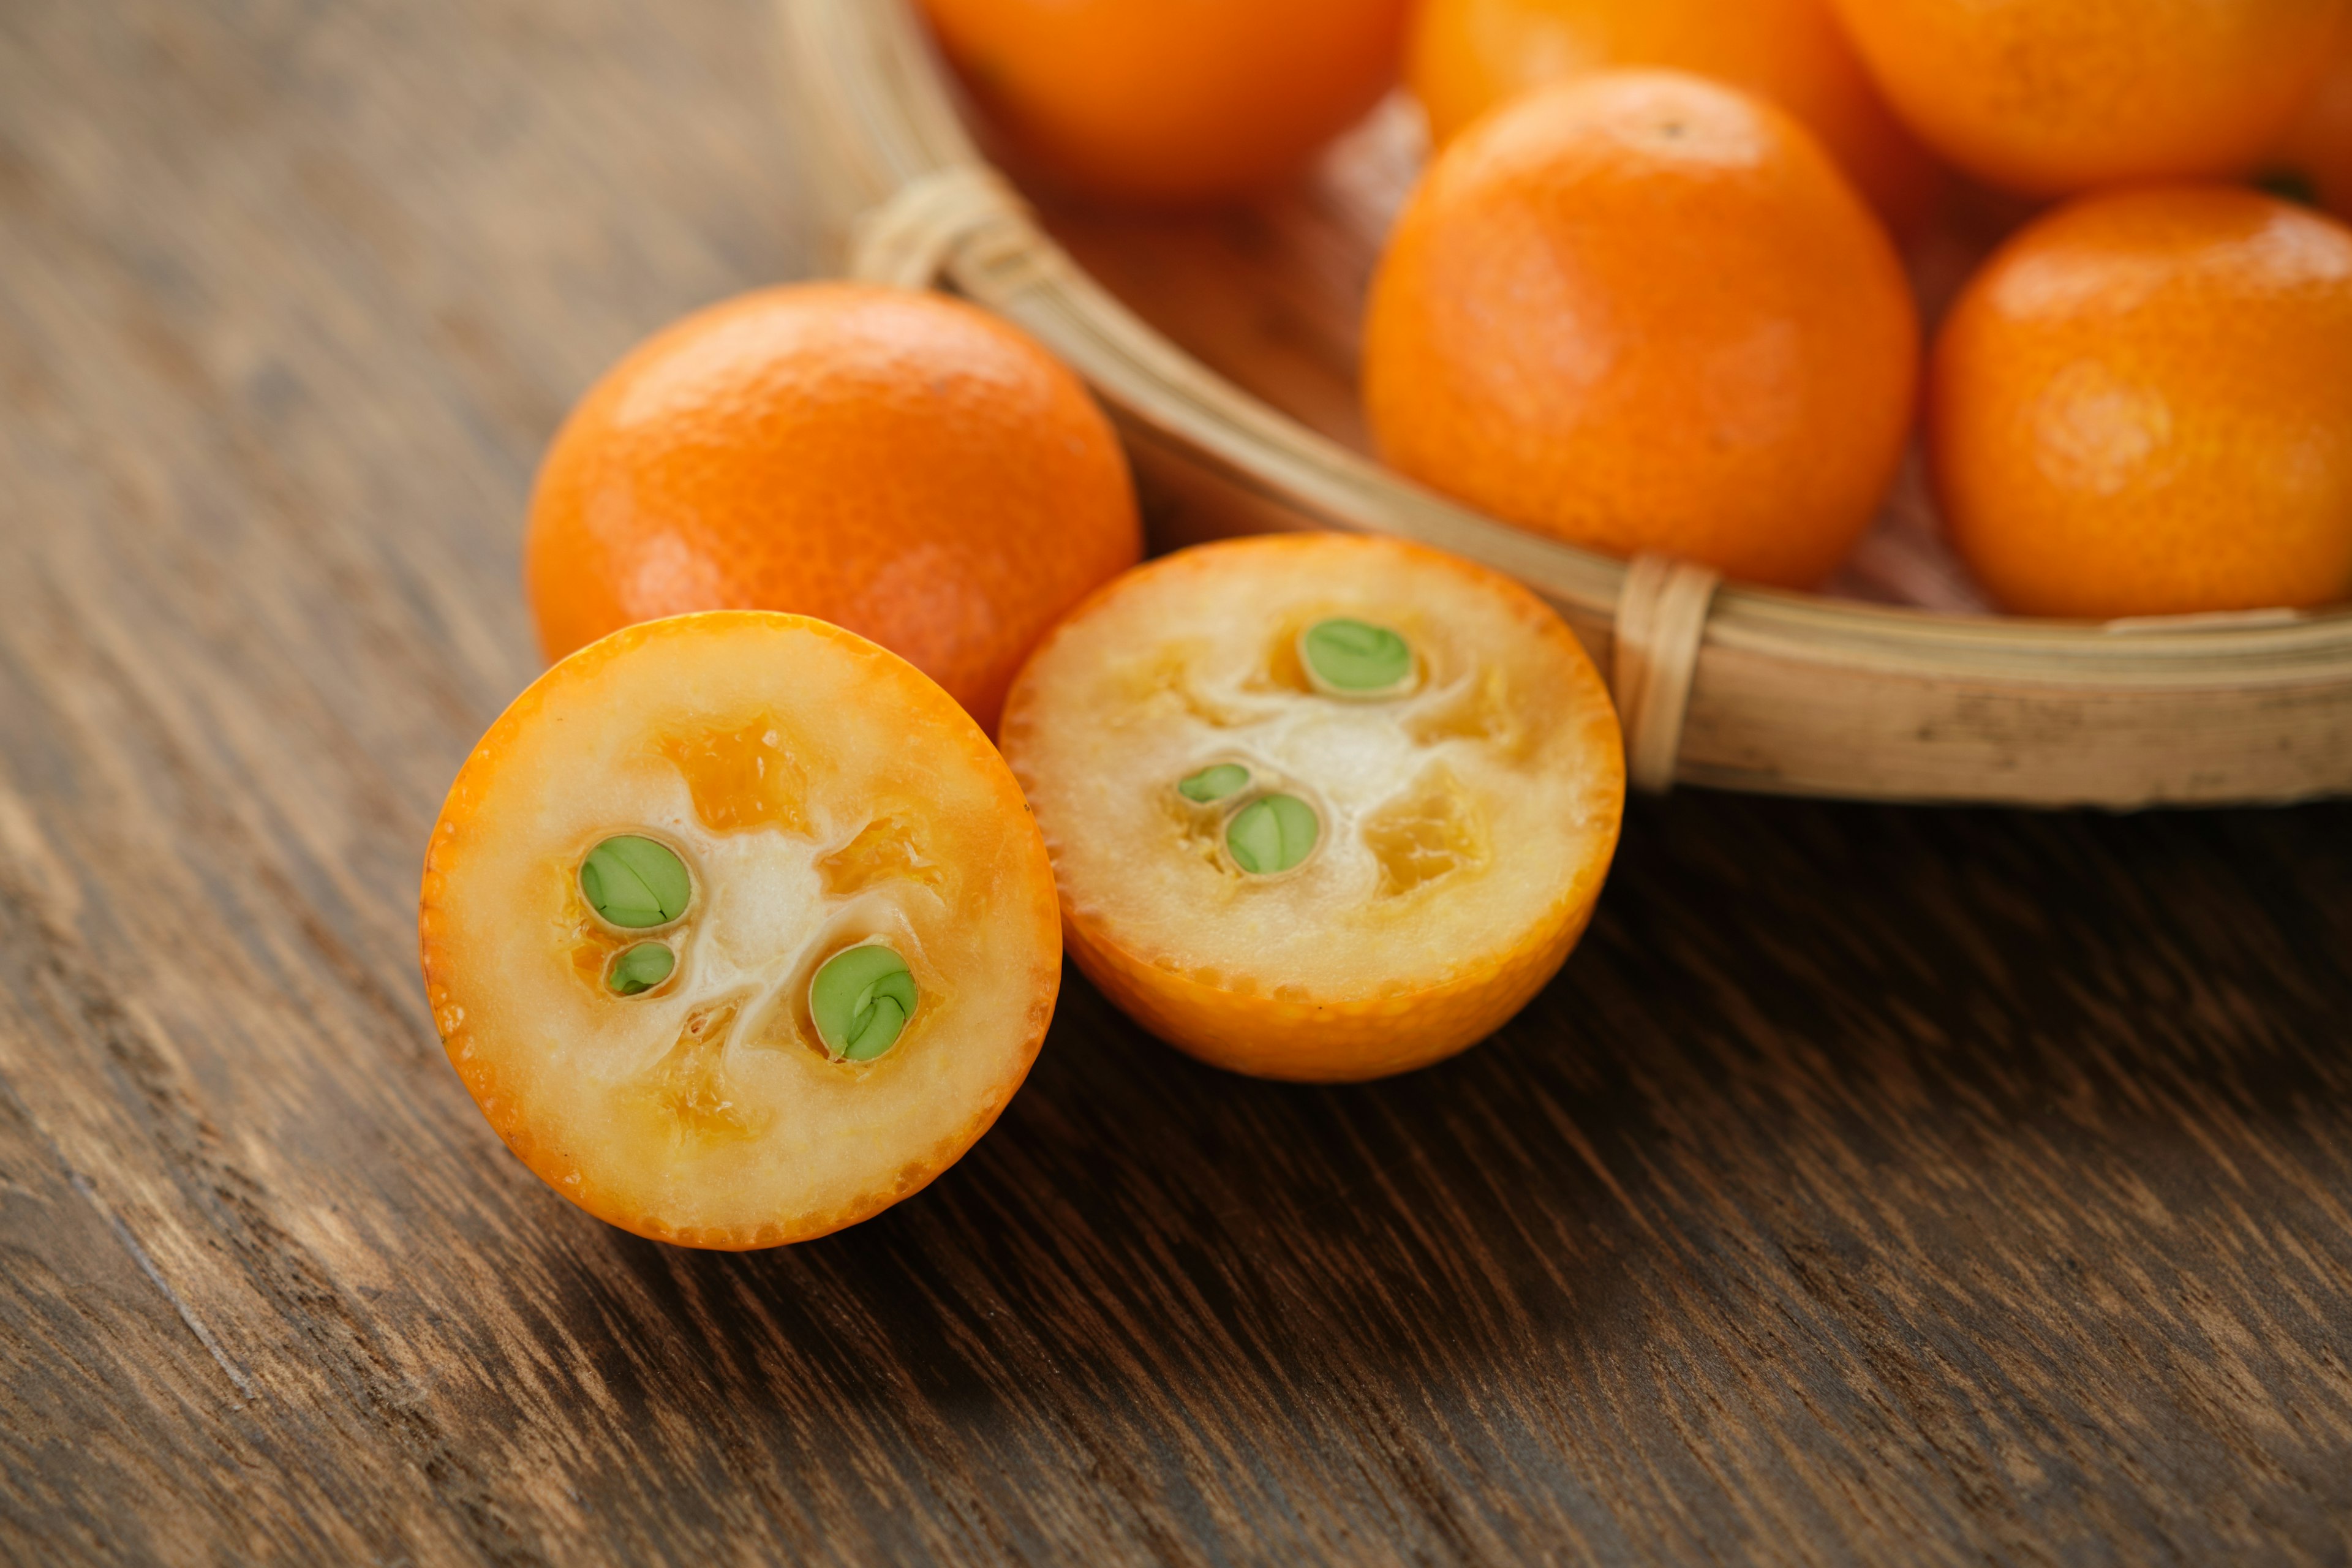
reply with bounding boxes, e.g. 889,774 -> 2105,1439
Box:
421,0 -> 2352,1251
927,0 -> 2352,620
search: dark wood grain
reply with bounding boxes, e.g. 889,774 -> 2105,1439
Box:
4,3 -> 2351,1564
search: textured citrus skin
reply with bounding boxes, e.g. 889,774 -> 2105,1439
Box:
915,0 -> 1412,204
1831,0 -> 2350,197
1407,0 -> 1943,233
2275,26 -> 2352,218
1063,889 -> 1599,1084
1930,187 -> 2352,619
1000,534 -> 1624,1084
420,612 -> 1062,1249
1363,72 -> 1918,590
525,284 -> 1140,735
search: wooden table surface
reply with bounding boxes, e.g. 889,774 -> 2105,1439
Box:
6,3 -> 2352,1564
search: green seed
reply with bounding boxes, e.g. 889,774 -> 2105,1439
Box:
579,835 -> 692,929
810,943 -> 919,1063
1302,617 -> 1412,696
1226,794 -> 1319,875
1178,763 -> 1251,804
607,942 -> 676,997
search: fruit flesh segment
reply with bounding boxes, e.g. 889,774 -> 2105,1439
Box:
659,720 -> 809,835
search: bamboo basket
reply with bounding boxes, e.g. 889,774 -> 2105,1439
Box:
776,0 -> 2352,807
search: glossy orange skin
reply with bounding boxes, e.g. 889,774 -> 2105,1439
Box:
1832,0 -> 2350,197
525,284 -> 1141,734
1408,0 -> 1943,233
916,0 -> 1413,204
1363,72 -> 1919,590
2274,24 -> 2352,218
1931,187 -> 2352,619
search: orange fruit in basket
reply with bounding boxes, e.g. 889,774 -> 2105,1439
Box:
1830,0 -> 2351,197
420,611 -> 1062,1249
1930,186 -> 2352,619
2272,24 -> 2352,217
1362,71 -> 1918,590
1406,0 -> 1944,233
914,0 -> 1414,204
525,283 -> 1140,736
998,533 -> 1624,1084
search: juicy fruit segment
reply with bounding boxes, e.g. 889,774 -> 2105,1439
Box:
1831,0 -> 2350,197
1000,533 -> 1624,1084
1363,71 -> 1919,590
1361,768 -> 1489,899
1930,186 -> 2352,619
419,612 -> 1061,1248
658,720 -> 810,835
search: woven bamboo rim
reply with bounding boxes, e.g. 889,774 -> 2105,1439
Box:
778,0 -> 2352,807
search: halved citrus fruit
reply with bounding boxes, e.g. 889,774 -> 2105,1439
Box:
998,534 -> 1624,1084
419,612 -> 1061,1248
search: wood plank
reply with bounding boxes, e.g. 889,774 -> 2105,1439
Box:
2,1 -> 2350,1564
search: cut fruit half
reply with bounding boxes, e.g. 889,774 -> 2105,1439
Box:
1000,533 -> 1625,1083
419,611 -> 1061,1248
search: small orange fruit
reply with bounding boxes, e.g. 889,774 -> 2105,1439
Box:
915,0 -> 1414,204
526,284 -> 1140,736
420,611 -> 1062,1249
1406,0 -> 1944,233
999,533 -> 1623,1085
1363,71 -> 1919,590
1930,186 -> 2352,619
1831,0 -> 2350,197
2272,23 -> 2352,217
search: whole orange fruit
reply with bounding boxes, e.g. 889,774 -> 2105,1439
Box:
915,0 -> 1412,204
1831,0 -> 2350,197
525,283 -> 1141,735
1000,533 -> 1623,1084
1407,0 -> 1943,233
1930,186 -> 2352,619
2273,23 -> 2352,217
420,612 -> 1062,1249
1362,70 -> 1919,590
